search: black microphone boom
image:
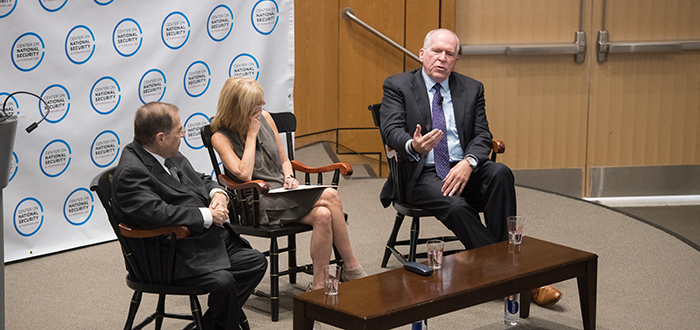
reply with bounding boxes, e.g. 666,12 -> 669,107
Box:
1,91 -> 50,133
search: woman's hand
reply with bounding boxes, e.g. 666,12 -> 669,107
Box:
248,107 -> 262,137
284,175 -> 299,190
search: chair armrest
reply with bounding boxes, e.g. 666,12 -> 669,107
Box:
492,140 -> 505,154
291,160 -> 353,176
217,174 -> 270,194
118,223 -> 190,239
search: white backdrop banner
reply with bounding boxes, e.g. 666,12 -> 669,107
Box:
0,0 -> 294,262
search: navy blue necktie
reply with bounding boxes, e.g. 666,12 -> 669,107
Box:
431,84 -> 450,179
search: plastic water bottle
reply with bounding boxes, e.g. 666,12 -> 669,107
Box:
504,293 -> 520,326
411,319 -> 428,329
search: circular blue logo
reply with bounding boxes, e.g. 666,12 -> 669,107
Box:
161,11 -> 191,50
0,92 -> 19,116
0,0 -> 18,18
14,197 -> 44,237
207,4 -> 234,42
11,32 -> 45,72
63,188 -> 94,226
90,130 -> 121,168
94,0 -> 114,5
65,25 -> 96,65
229,53 -> 259,80
183,61 -> 211,98
183,113 -> 210,150
40,84 -> 71,124
113,18 -> 143,57
251,0 -> 279,35
90,76 -> 121,115
39,0 -> 67,12
39,139 -> 72,178
139,69 -> 167,104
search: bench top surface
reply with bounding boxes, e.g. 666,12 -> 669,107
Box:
295,237 -> 597,322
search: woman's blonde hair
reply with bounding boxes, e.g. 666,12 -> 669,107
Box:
211,76 -> 265,135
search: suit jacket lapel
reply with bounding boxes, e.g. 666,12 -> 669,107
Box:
410,70 -> 432,131
449,73 -> 467,150
130,142 -> 204,201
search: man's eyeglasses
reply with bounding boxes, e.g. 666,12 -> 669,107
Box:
163,125 -> 185,137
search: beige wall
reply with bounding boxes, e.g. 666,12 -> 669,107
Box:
294,0 -> 700,196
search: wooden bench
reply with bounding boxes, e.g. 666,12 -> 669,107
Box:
294,237 -> 597,329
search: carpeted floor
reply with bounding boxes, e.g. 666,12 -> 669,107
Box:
5,143 -> 700,330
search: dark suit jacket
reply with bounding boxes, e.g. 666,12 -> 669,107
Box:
379,68 -> 493,207
112,141 -> 238,280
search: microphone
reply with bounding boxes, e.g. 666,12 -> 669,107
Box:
437,93 -> 443,106
1,91 -> 50,133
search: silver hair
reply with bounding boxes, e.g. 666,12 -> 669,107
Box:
423,29 -> 460,54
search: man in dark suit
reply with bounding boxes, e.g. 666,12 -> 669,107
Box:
112,101 -> 267,330
380,29 -> 561,307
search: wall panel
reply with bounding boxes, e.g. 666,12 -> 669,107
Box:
294,1 -> 340,137
588,0 -> 700,169
454,0 -> 590,172
337,0 -> 406,153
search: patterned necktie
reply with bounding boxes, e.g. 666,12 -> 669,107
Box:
431,84 -> 450,179
164,158 -> 181,183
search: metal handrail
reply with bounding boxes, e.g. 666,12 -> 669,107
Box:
461,31 -> 587,63
341,7 -> 422,64
597,0 -> 700,62
460,0 -> 586,63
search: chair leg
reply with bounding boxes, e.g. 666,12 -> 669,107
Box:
124,291 -> 142,330
288,234 -> 297,284
409,216 -> 420,262
332,244 -> 343,268
189,295 -> 204,330
382,213 -> 405,267
269,237 -> 280,322
155,293 -> 166,330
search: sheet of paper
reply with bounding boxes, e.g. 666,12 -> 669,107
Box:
267,184 -> 336,194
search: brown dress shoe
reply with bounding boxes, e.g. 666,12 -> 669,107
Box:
531,285 -> 562,307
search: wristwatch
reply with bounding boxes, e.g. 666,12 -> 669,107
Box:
466,156 -> 478,169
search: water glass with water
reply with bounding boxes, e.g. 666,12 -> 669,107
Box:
426,239 -> 444,270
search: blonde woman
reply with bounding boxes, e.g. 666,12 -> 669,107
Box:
210,77 -> 366,290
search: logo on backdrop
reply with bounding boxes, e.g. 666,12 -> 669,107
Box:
207,4 -> 234,42
40,139 -> 71,177
11,32 -> 45,72
41,84 -> 71,124
90,76 -> 121,115
0,92 -> 19,115
184,61 -> 211,98
39,0 -> 67,12
183,113 -> 210,149
139,69 -> 167,104
94,0 -> 114,6
9,151 -> 18,182
91,130 -> 121,168
251,0 -> 279,35
14,197 -> 44,237
63,188 -> 94,226
162,11 -> 191,50
0,0 -> 17,18
65,25 -> 96,65
113,18 -> 143,57
229,53 -> 259,80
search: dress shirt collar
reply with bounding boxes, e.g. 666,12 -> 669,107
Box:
421,69 -> 450,95
143,147 -> 169,173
